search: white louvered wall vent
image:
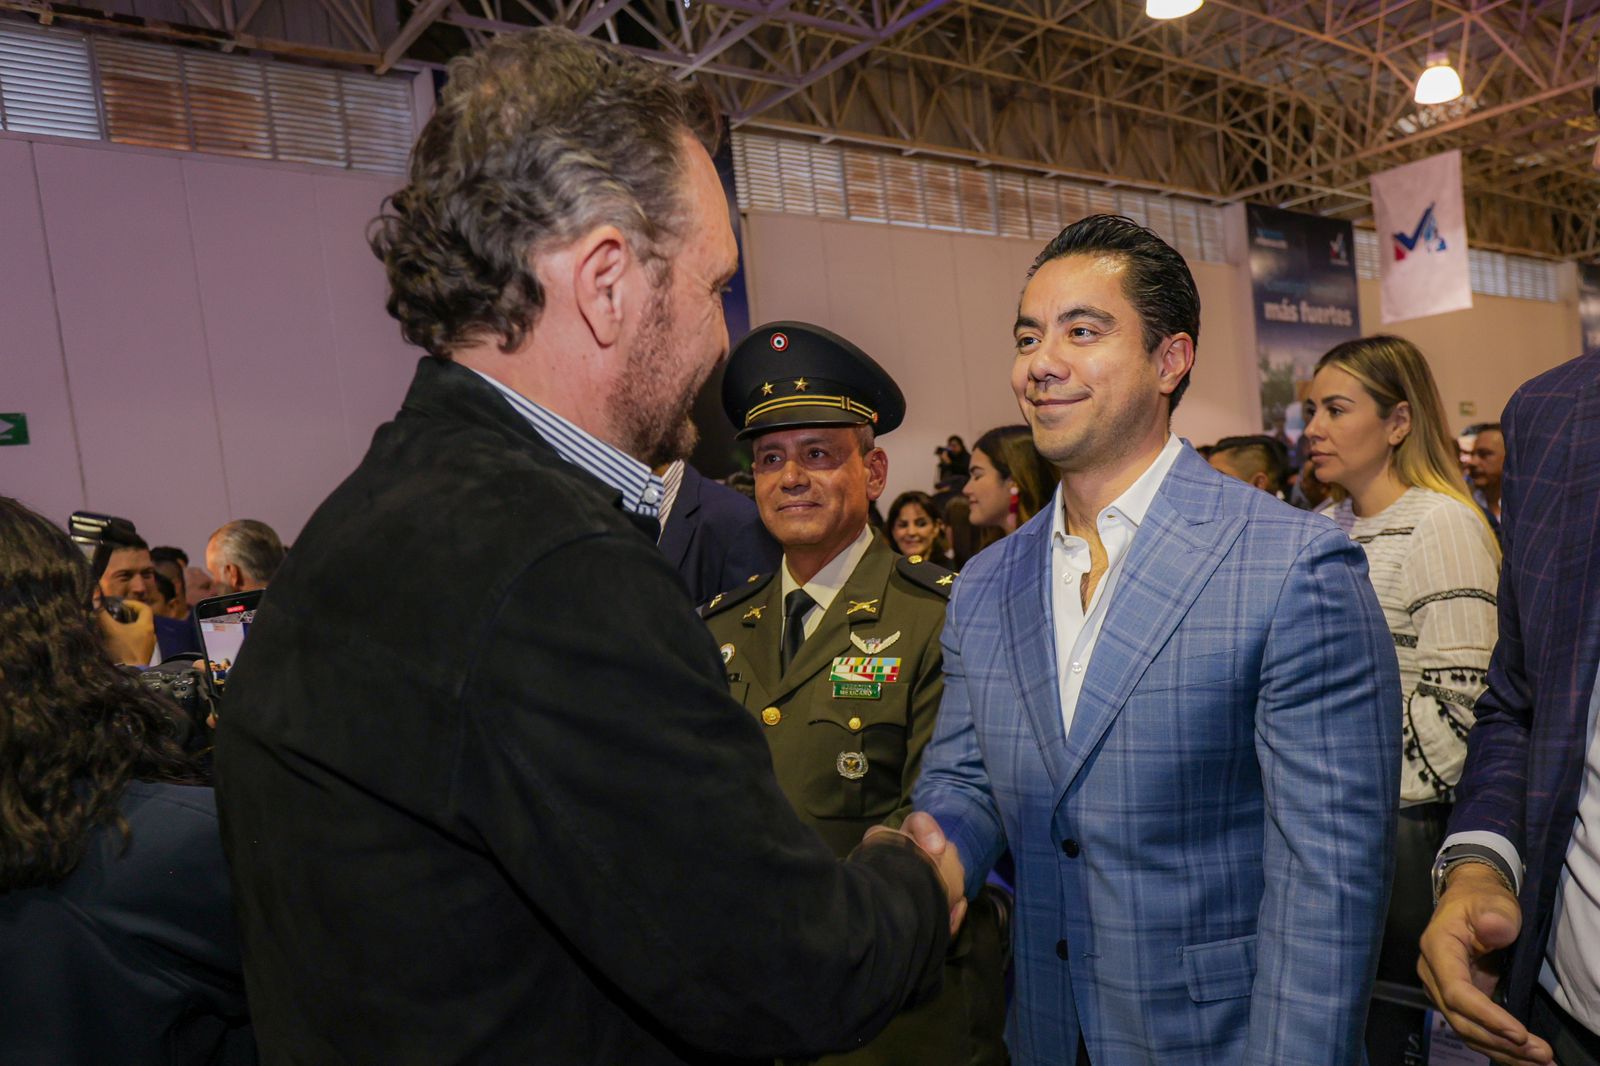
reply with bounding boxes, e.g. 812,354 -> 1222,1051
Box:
0,18 -> 413,174
1349,226 -> 1557,303
735,131 -> 1562,302
732,131 -> 1229,266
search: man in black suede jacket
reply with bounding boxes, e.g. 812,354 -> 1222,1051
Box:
214,28 -> 959,1066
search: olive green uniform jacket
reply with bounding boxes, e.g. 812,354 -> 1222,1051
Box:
702,535 -> 1008,1066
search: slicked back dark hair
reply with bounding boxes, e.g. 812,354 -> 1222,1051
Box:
1027,214 -> 1201,413
369,27 -> 721,358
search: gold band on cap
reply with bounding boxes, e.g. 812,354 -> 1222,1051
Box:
744,394 -> 878,426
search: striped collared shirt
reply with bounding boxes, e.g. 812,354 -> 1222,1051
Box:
656,459 -> 687,534
468,368 -> 665,519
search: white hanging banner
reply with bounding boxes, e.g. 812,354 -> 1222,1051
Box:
1371,149 -> 1472,324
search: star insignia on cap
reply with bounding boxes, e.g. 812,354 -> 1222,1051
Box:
793,377 -> 809,392
761,382 -> 774,395
937,574 -> 955,587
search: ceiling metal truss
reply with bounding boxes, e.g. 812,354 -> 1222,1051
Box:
8,0 -> 1598,256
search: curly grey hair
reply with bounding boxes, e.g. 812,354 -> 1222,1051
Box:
369,27 -> 720,358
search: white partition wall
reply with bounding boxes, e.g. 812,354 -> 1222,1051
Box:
0,132 -> 414,558
741,208 -> 1579,507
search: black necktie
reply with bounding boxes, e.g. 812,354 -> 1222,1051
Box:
782,589 -> 816,672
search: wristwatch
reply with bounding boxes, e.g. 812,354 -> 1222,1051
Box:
1432,843 -> 1518,905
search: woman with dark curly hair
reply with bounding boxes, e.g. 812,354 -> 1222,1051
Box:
0,497 -> 254,1063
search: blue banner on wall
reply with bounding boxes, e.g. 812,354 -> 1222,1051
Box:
1247,204 -> 1362,446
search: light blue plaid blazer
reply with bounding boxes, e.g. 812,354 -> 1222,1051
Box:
914,444 -> 1400,1065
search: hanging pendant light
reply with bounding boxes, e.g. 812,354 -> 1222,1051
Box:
1145,0 -> 1202,20
1414,52 -> 1464,105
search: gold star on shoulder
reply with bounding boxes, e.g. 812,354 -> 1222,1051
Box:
937,574 -> 955,587
708,593 -> 724,608
793,377 -> 808,392
761,382 -> 774,396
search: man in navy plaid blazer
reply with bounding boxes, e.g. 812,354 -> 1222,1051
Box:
911,215 -> 1401,1065
1419,348 -> 1600,1066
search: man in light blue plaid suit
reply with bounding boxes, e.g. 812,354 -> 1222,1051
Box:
910,215 -> 1401,1065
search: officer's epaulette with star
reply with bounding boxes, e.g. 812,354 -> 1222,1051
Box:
698,571 -> 777,619
895,555 -> 957,598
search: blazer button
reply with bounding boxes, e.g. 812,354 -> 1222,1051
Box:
1061,838 -> 1080,857
1055,939 -> 1069,960
761,707 -> 782,726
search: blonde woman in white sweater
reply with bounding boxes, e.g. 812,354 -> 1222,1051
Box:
1305,334 -> 1501,991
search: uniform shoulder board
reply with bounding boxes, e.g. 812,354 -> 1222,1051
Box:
698,572 -> 775,618
895,555 -> 957,598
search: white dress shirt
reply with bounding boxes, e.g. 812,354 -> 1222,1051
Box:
1049,434 -> 1184,739
1440,662 -> 1600,1031
1541,663 -> 1600,1027
780,525 -> 875,643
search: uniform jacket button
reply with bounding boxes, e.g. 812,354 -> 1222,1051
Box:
1055,939 -> 1069,960
1061,838 -> 1080,857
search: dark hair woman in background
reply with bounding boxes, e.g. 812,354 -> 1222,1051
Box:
964,424 -> 1060,533
0,497 -> 254,1064
885,490 -> 954,566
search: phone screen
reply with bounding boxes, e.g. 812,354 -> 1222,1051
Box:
196,594 -> 260,685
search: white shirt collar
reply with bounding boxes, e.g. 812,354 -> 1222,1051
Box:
1049,434 -> 1184,573
780,524 -> 875,616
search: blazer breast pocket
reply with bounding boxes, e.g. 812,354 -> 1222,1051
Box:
1179,932 -> 1257,1003
1136,648 -> 1235,695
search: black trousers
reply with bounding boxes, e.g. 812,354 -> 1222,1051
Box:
1377,801 -> 1452,987
1532,986 -> 1600,1066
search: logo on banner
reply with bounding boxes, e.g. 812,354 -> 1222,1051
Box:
1392,204 -> 1448,261
1328,233 -> 1350,267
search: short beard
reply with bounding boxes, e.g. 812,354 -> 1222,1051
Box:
617,278 -> 702,468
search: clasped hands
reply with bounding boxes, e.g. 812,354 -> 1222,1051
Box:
862,812 -> 967,936
1418,863 -> 1551,1066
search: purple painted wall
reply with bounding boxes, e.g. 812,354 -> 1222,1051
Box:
0,132 -> 416,560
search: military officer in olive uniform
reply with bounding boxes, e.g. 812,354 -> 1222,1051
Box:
702,322 -> 1008,1066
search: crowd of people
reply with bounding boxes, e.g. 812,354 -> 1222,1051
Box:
3,23 -> 1599,1066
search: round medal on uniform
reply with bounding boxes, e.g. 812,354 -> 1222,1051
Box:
836,751 -> 868,779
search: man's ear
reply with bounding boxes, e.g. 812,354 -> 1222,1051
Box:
1251,472 -> 1271,492
224,564 -> 245,593
1155,334 -> 1196,396
568,225 -> 633,349
864,447 -> 890,501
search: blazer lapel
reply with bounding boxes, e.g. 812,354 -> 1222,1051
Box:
773,538 -> 896,702
1057,448 -> 1244,799
1001,516 -> 1073,795
657,465 -> 702,569
1561,376 -> 1600,703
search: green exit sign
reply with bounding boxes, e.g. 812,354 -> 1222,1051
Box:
0,413 -> 29,446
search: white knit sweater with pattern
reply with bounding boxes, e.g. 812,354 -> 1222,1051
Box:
1328,487 -> 1500,806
